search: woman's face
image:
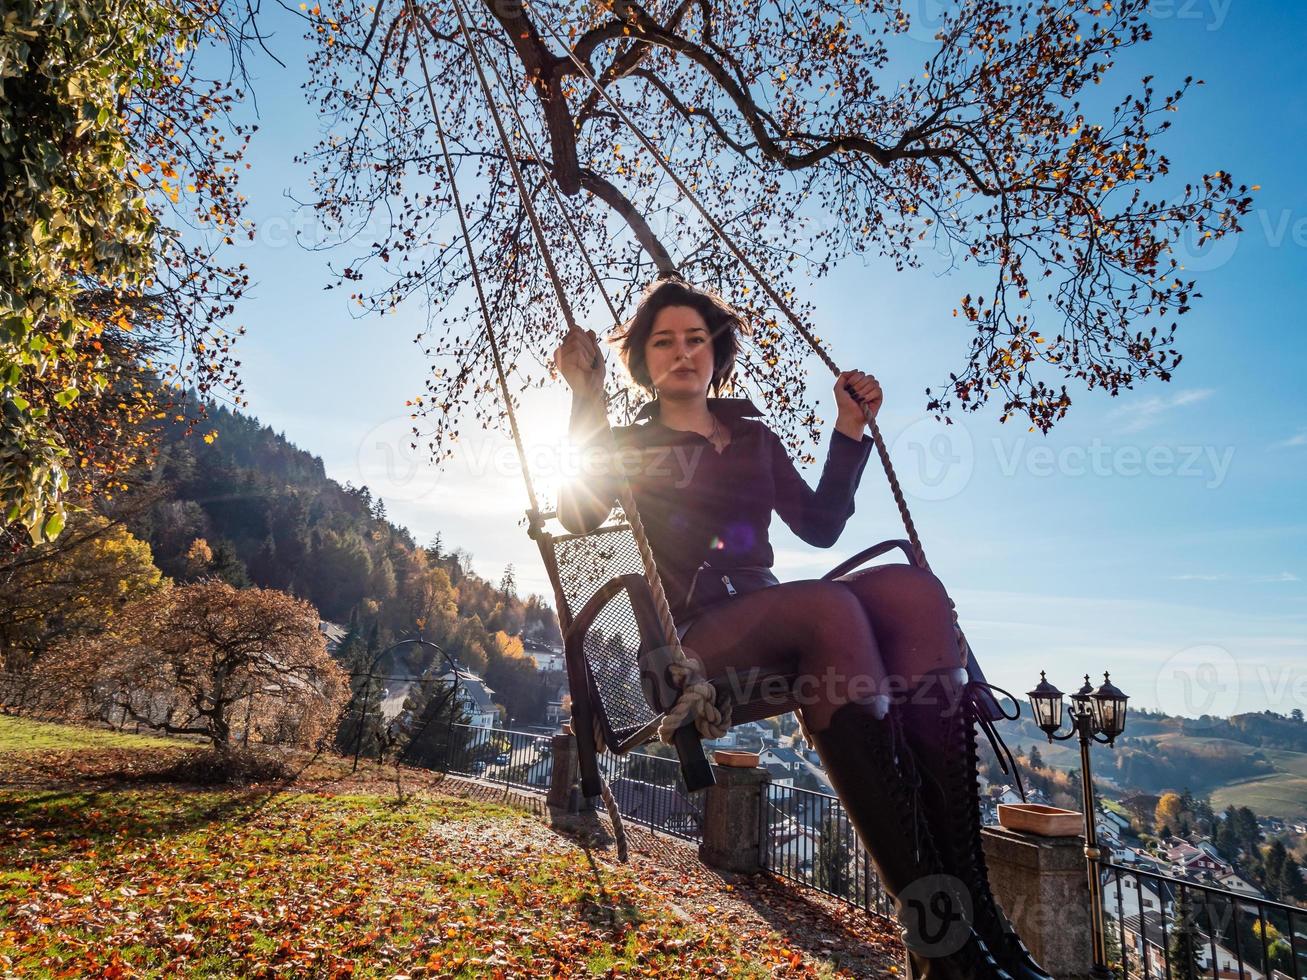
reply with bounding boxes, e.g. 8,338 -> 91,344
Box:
646,305 -> 715,400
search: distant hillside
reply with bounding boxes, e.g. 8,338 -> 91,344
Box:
983,701 -> 1307,822
115,403 -> 1307,814
123,402 -> 563,725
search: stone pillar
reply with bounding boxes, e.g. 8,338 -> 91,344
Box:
546,731 -> 581,813
982,826 -> 1095,979
698,760 -> 770,874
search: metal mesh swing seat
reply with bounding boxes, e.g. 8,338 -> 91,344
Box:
529,503 -> 947,798
405,0 -> 1008,806
528,510 -> 718,795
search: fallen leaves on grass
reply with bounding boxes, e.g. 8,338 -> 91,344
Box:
1,788 -> 855,977
0,724 -> 900,978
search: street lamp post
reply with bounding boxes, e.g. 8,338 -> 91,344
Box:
1028,671 -> 1130,980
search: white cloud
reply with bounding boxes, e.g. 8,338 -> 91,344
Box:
1106,388 -> 1214,433
951,586 -> 1307,714
1169,571 -> 1300,584
1270,430 -> 1307,450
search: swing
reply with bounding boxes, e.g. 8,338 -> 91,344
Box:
404,0 -> 1010,828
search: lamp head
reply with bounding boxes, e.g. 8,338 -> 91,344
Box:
1091,672 -> 1129,742
1028,671 -> 1066,740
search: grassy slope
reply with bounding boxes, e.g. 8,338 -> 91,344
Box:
1005,721 -> 1307,820
1136,733 -> 1307,821
0,714 -> 180,754
1263,748 -> 1307,778
0,717 -> 890,978
1209,776 -> 1307,823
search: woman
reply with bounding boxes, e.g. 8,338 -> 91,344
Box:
555,277 -> 1048,980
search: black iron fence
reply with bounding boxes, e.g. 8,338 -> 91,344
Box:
1099,859 -> 1307,980
435,723 -> 556,794
597,748 -> 706,843
760,780 -> 893,918
405,719 -> 1307,968
402,719 -> 706,843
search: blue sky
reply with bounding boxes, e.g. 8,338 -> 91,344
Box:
224,2 -> 1305,717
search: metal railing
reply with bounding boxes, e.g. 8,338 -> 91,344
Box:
597,748 -> 706,843
384,716 -> 1307,977
436,723 -> 556,794
404,720 -> 706,843
760,781 -> 892,918
1099,859 -> 1307,980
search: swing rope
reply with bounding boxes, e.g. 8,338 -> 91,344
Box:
525,2 -> 971,674
403,0 -> 635,860
405,0 -> 729,770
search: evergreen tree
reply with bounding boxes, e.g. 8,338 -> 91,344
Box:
814,814 -> 855,897
1167,889 -> 1204,980
1279,855 -> 1305,902
1215,815 -> 1241,862
498,563 -> 517,600
272,495 -> 311,592
209,539 -> 251,588
1264,840 -> 1288,895
625,746 -> 679,786
247,534 -> 281,589
396,675 -> 470,770
1235,807 -> 1261,854
1065,766 -> 1082,802
334,628 -> 387,761
1027,744 -> 1044,770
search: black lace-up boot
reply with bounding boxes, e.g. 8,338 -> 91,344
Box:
897,668 -> 1053,980
807,699 -> 1013,980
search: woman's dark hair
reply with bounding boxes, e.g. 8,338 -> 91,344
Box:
612,275 -> 747,396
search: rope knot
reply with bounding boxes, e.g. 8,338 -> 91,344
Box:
658,661 -> 732,743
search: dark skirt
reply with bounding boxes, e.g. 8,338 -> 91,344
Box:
676,563 -> 781,642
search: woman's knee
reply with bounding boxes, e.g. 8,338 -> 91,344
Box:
842,563 -> 951,619
792,580 -> 870,636
768,582 -> 873,653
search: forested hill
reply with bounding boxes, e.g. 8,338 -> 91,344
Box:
984,699 -> 1307,821
123,402 -> 563,722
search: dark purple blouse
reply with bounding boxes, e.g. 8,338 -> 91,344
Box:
566,396 -> 875,624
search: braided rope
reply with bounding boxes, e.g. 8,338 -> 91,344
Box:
599,776 -> 630,863
458,20 -> 625,334
614,475 -> 732,742
426,0 -> 728,748
526,4 -> 969,667
402,0 -> 540,517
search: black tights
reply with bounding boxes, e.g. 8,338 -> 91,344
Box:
678,564 -> 958,732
